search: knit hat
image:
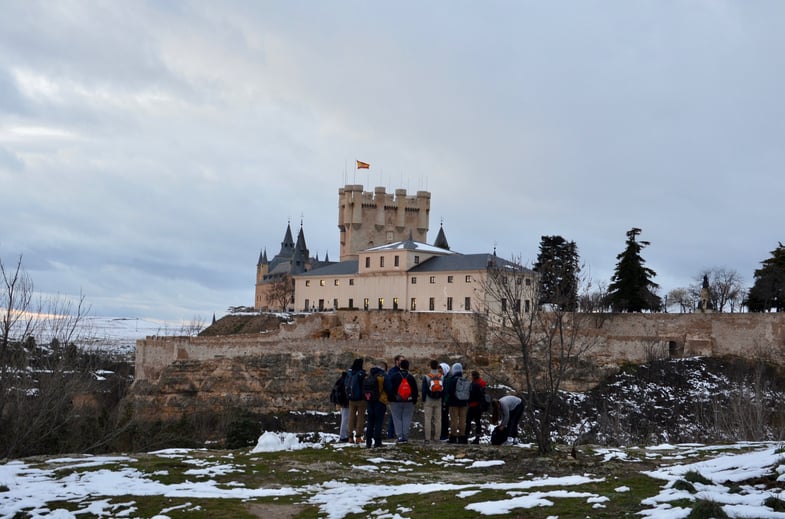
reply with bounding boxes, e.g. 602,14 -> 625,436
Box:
350,358 -> 364,371
451,362 -> 463,376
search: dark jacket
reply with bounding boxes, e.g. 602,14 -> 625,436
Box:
386,369 -> 419,404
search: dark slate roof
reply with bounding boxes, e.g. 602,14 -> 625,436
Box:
298,260 -> 360,277
433,225 -> 450,250
409,253 -> 534,274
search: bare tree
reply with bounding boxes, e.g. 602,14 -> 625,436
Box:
478,256 -> 596,454
0,255 -> 113,458
666,288 -> 695,313
266,274 -> 295,311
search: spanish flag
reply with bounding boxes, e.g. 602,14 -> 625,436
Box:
356,160 -> 370,169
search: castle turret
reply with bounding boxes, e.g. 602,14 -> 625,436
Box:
338,184 -> 431,261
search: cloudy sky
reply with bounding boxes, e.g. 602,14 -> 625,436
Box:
2,1 -> 783,321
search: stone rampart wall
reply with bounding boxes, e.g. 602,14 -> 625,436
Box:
129,311 -> 785,422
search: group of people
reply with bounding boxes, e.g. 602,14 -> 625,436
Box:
329,355 -> 524,448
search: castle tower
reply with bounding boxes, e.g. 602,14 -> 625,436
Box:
337,184 -> 431,261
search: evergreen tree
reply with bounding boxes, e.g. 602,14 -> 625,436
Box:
746,242 -> 785,312
533,235 -> 580,311
607,227 -> 661,312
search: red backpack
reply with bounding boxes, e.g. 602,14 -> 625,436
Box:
397,373 -> 412,401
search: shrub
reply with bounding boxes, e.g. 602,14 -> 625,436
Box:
687,499 -> 728,519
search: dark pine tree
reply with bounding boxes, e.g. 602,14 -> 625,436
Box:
746,242 -> 785,312
533,235 -> 580,311
607,227 -> 661,312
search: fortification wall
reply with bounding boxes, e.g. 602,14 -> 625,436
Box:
129,311 -> 785,423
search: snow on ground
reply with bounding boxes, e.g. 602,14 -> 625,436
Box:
1,438 -> 784,518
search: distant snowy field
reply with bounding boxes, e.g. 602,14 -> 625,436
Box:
78,316 -> 186,356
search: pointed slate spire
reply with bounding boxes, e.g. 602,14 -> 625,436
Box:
291,222 -> 310,274
279,221 -> 295,258
433,223 -> 450,250
257,248 -> 268,266
324,251 -> 330,263
212,313 -> 216,325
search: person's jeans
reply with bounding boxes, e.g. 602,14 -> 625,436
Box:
449,406 -> 468,437
389,402 -> 415,441
339,406 -> 350,440
348,400 -> 367,441
507,402 -> 524,440
422,397 -> 442,441
365,400 -> 387,447
466,405 -> 483,438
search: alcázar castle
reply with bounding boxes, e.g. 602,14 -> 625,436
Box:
130,184 -> 785,423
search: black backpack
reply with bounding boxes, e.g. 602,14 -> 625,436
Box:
330,372 -> 349,406
363,374 -> 381,402
345,369 -> 365,401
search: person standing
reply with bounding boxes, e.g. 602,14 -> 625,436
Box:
329,370 -> 350,442
421,360 -> 444,443
466,370 -> 488,444
386,358 -> 418,444
445,363 -> 470,444
439,362 -> 451,441
364,364 -> 389,448
386,354 -> 405,439
345,358 -> 367,444
491,395 -> 524,445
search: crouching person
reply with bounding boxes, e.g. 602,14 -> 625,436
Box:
490,395 -> 524,445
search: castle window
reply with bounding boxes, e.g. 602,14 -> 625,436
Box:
410,298 -> 416,310
304,298 -> 309,310
411,277 -> 417,284
394,255 -> 400,267
363,298 -> 369,311
429,297 -> 435,311
525,299 -> 530,312
465,297 -> 471,311
365,257 -> 370,268
393,297 -> 399,310
516,277 -> 522,285
447,297 -> 453,311
305,280 -> 311,287
525,278 -> 532,286
501,298 -> 507,311
465,275 -> 472,282
378,298 -> 384,310
348,298 -> 354,309
380,256 -> 385,267
320,280 -> 326,286
334,279 -> 340,286
349,279 -> 355,286
414,255 -> 420,264
447,275 -> 454,283
429,276 -> 436,284
514,299 -> 521,312
333,298 -> 338,309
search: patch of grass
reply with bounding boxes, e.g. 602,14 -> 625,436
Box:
687,499 -> 729,518
672,479 -> 697,493
764,495 -> 785,512
0,484 -> 8,492
683,470 -> 712,485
